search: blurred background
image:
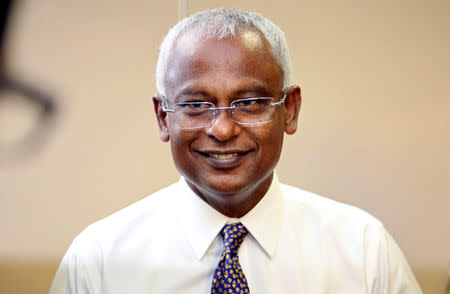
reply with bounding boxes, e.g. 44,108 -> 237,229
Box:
0,0 -> 448,293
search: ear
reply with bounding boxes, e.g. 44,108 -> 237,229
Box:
152,93 -> 170,142
283,85 -> 302,135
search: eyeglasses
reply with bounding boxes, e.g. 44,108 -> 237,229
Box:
162,90 -> 286,130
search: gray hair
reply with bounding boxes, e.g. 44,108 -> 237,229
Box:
155,7 -> 291,96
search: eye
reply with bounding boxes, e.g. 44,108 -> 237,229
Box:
237,99 -> 258,107
234,98 -> 269,109
175,101 -> 213,116
178,102 -> 211,109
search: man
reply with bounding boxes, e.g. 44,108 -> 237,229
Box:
50,8 -> 422,294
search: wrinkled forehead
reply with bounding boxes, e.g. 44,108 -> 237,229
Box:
164,28 -> 282,96
171,28 -> 272,65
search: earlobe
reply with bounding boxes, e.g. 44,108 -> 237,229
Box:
284,86 -> 302,135
152,93 -> 170,142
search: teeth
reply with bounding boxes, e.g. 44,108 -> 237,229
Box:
209,153 -> 238,159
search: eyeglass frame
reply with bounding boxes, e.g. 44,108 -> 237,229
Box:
161,89 -> 287,129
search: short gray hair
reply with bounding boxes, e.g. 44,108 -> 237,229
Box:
155,7 -> 291,96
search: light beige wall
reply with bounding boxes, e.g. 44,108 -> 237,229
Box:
1,1 -> 449,293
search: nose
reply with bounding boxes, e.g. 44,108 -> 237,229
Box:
205,108 -> 241,141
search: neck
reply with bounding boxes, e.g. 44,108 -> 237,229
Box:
186,173 -> 273,218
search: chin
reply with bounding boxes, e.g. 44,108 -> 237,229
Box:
186,172 -> 252,196
204,177 -> 250,195
206,169 -> 273,196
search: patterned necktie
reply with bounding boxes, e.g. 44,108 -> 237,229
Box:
211,223 -> 250,294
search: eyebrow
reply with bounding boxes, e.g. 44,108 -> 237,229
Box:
174,90 -> 210,102
234,86 -> 271,97
174,85 -> 272,102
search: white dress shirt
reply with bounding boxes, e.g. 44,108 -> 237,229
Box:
50,174 -> 422,294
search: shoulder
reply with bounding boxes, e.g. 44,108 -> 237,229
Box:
277,183 -> 422,293
50,181 -> 186,293
280,183 -> 383,232
76,181 -> 183,249
279,183 -> 386,269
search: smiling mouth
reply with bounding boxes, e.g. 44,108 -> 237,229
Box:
198,150 -> 250,159
197,150 -> 251,169
209,153 -> 239,159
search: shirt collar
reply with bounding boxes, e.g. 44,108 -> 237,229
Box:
177,172 -> 284,260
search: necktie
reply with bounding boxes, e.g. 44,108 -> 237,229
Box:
211,223 -> 250,294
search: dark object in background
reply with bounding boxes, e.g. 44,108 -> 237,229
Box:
0,0 -> 57,163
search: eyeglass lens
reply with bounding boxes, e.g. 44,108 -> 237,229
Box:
171,98 -> 276,129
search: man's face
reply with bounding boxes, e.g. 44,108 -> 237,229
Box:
154,30 -> 301,217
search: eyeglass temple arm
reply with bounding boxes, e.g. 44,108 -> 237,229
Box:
161,95 -> 175,113
271,88 -> 287,107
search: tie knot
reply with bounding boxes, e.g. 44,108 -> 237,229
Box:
220,223 -> 248,256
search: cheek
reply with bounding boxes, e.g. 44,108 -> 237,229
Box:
170,136 -> 193,177
268,114 -> 287,148
252,125 -> 285,158
259,114 -> 286,143
169,130 -> 199,168
170,132 -> 191,156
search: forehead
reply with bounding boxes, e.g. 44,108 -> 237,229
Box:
164,29 -> 283,98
